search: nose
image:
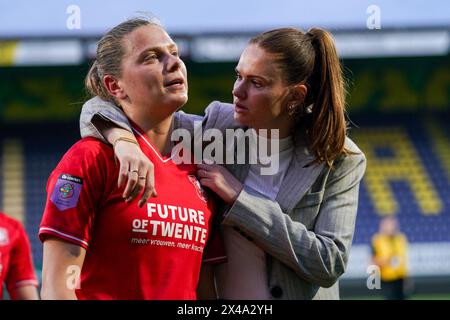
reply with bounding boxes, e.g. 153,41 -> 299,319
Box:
232,79 -> 247,100
166,54 -> 182,72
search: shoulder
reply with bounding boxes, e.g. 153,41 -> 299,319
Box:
0,212 -> 26,241
332,137 -> 366,176
319,136 -> 367,190
203,101 -> 239,131
0,212 -> 22,230
371,233 -> 382,243
398,233 -> 408,242
63,137 -> 112,160
56,138 -> 114,172
47,138 -> 115,195
175,101 -> 240,132
205,100 -> 234,114
81,96 -> 122,115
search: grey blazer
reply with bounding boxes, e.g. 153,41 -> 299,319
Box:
80,98 -> 367,300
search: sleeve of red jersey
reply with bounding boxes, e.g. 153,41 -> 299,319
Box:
39,139 -> 110,250
5,222 -> 39,294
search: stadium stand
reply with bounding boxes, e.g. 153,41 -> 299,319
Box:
344,114 -> 450,287
1,114 -> 449,278
1,51 -> 449,299
1,123 -> 80,270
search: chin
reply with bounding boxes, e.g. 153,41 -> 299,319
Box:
167,95 -> 188,111
177,96 -> 188,109
233,111 -> 249,127
176,92 -> 188,104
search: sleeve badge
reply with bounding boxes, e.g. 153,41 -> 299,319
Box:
50,174 -> 83,211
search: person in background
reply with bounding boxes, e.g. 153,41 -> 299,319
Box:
372,215 -> 409,300
0,211 -> 39,299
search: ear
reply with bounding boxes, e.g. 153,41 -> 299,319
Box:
103,75 -> 127,100
289,83 -> 307,106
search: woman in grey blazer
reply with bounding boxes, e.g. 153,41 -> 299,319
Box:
79,27 -> 366,299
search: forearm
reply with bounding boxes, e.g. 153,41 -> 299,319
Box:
80,97 -> 133,141
40,267 -> 79,300
41,239 -> 85,300
92,115 -> 136,145
222,152 -> 366,287
373,256 -> 389,267
41,285 -> 78,300
223,189 -> 353,287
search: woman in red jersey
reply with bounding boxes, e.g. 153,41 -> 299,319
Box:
0,212 -> 39,300
39,18 -> 221,300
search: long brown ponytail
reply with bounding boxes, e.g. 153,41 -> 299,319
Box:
306,28 -> 348,166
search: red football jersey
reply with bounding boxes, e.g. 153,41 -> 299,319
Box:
39,124 -> 219,300
0,212 -> 39,299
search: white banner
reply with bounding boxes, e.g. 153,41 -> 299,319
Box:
343,242 -> 450,279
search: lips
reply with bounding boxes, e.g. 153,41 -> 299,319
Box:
164,77 -> 185,87
234,102 -> 248,112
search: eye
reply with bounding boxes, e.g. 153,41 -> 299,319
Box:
235,72 -> 242,80
252,80 -> 263,88
144,53 -> 158,62
171,50 -> 179,57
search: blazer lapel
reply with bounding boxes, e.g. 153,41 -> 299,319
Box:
225,135 -> 251,183
275,143 -> 325,213
226,129 -> 325,214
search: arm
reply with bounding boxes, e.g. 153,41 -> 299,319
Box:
371,241 -> 389,267
38,140 -> 107,299
80,98 -> 156,205
79,98 -> 224,203
199,152 -> 366,288
80,97 -> 133,142
41,238 -> 86,300
5,222 -> 39,300
102,123 -> 157,207
224,153 -> 366,287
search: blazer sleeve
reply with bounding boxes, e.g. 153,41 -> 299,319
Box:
222,151 -> 367,288
79,97 -> 229,141
79,97 -> 132,142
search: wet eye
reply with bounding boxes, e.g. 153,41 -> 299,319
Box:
144,53 -> 158,62
252,80 -> 263,88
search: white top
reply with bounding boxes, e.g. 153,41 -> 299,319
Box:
215,133 -> 294,299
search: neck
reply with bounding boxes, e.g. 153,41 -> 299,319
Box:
251,129 -> 292,159
128,111 -> 175,156
255,126 -> 292,140
255,115 -> 296,139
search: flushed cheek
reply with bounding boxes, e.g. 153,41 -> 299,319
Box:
247,93 -> 272,112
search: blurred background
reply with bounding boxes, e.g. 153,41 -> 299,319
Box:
0,0 -> 449,299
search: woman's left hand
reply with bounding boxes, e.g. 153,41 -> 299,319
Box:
197,164 -> 243,204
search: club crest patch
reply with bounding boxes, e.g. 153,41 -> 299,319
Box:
50,174 -> 83,211
0,228 -> 9,246
188,174 -> 208,203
